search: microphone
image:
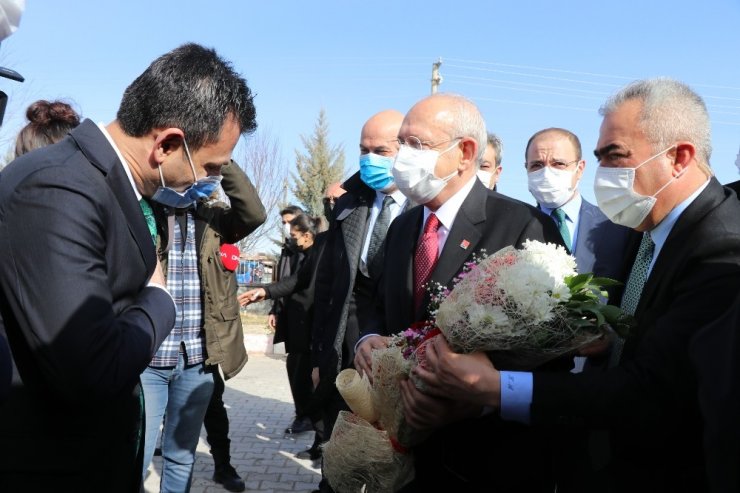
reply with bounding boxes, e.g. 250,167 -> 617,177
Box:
219,244 -> 240,272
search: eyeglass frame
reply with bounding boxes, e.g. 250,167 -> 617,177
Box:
525,158 -> 581,171
397,135 -> 464,151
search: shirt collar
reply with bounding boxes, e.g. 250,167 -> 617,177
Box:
97,122 -> 141,201
423,175 -> 477,231
649,178 -> 710,252
539,192 -> 581,222
379,187 -> 408,206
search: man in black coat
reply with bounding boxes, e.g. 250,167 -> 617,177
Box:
414,79 -> 740,493
0,43 -> 255,492
355,93 -> 565,492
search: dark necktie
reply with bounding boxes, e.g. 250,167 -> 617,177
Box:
366,194 -> 394,279
610,232 -> 655,366
139,198 -> 157,245
552,207 -> 572,251
413,213 -> 441,312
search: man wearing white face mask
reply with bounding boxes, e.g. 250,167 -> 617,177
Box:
526,128 -> 631,298
354,93 -> 565,491
526,127 -> 632,491
410,79 -> 740,493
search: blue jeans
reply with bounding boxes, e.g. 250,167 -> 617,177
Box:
141,352 -> 214,493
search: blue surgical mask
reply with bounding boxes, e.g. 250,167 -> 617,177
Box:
151,139 -> 222,209
360,153 -> 395,191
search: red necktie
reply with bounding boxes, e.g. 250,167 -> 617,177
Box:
413,213 -> 441,312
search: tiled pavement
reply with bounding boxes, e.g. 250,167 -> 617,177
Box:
144,351 -> 321,493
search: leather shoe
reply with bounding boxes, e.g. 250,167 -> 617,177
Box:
284,416 -> 313,434
213,464 -> 246,492
295,445 -> 322,461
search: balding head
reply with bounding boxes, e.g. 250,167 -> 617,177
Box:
396,93 -> 486,209
360,109 -> 404,157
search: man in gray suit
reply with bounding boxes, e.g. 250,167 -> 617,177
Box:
525,127 -> 632,281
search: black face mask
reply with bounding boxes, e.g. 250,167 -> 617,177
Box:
285,236 -> 301,253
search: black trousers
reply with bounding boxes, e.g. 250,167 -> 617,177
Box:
287,350 -> 316,420
203,369 -> 231,466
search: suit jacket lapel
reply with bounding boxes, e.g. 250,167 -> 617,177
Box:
422,182 -> 485,313
636,178 -> 723,318
68,120 -> 157,271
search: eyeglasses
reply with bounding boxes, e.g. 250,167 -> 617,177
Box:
526,159 -> 580,171
397,135 -> 462,151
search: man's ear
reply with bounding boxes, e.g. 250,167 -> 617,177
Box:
459,138 -> 478,172
150,128 -> 185,164
672,142 -> 696,174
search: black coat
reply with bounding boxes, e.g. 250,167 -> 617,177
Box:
531,178 -> 740,492
266,233 -> 327,354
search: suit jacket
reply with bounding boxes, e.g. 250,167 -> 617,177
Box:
0,120 -> 176,492
726,179 -> 740,195
313,172 -> 413,376
571,198 -> 632,279
531,178 -> 740,492
371,179 -> 567,492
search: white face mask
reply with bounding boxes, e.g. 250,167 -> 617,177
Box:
476,169 -> 493,189
527,166 -> 578,209
392,141 -> 460,204
594,145 -> 682,228
282,222 -> 292,240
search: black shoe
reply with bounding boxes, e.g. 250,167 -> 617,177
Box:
284,416 -> 313,434
213,464 -> 246,492
295,445 -> 322,461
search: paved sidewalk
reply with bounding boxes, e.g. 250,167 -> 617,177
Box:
144,353 -> 321,493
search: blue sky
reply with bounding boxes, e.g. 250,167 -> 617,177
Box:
1,0 -> 739,210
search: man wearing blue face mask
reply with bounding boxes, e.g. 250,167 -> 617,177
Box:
142,156 -> 266,493
311,109 -> 408,492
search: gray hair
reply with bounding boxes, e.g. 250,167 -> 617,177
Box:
432,93 -> 488,166
486,132 -> 504,166
599,78 -> 712,167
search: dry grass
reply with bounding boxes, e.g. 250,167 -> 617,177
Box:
240,311 -> 273,334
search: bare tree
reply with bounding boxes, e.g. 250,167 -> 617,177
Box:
235,129 -> 290,254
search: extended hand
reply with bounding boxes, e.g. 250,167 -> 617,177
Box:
238,288 -> 267,306
353,335 -> 390,383
267,313 -> 277,329
412,335 -> 501,409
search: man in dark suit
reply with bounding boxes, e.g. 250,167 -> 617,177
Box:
355,93 -> 565,492
0,43 -> 256,492
414,78 -> 740,493
525,127 -> 634,490
311,109 -> 407,492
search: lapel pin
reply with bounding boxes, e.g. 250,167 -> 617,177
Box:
460,239 -> 470,250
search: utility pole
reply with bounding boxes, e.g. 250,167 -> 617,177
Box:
431,58 -> 443,94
